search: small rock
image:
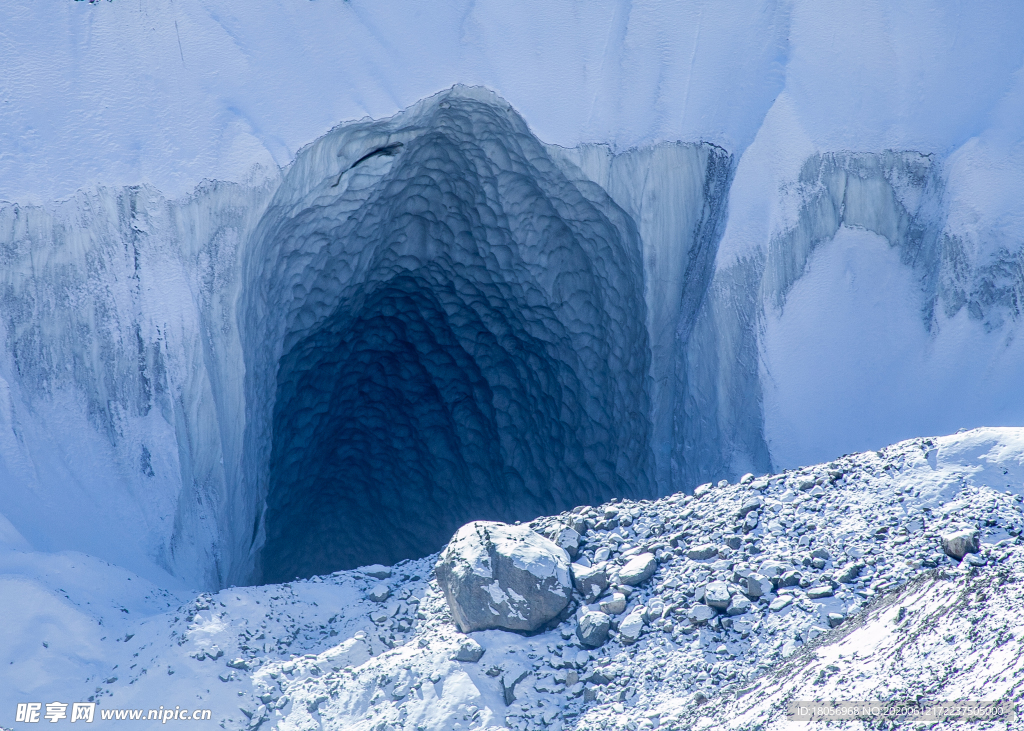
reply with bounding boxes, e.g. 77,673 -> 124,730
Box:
827,613 -> 846,628
757,560 -> 787,579
836,563 -> 864,584
726,595 -> 751,616
744,574 -> 773,598
367,583 -> 391,602
359,564 -> 393,579
688,605 -> 717,625
550,526 -> 581,558
573,563 -> 609,600
778,570 -> 802,588
769,595 -> 793,612
619,553 -> 657,586
964,553 -> 987,566
941,529 -> 980,561
687,544 -> 718,561
741,473 -> 755,484
577,611 -> 612,648
454,639 -> 485,663
738,496 -> 762,517
807,586 -> 834,599
599,592 -> 627,615
618,609 -> 646,644
810,548 -> 831,560
704,582 -> 732,610
645,598 -> 666,622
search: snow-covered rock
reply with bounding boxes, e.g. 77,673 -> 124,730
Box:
3,428 -> 1024,731
434,521 -> 573,633
941,528 -> 981,560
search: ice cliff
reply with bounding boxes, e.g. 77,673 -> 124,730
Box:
1,88 -> 1023,589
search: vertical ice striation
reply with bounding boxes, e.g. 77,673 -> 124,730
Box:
549,143 -> 734,496
0,181 -> 275,588
240,88 -> 653,582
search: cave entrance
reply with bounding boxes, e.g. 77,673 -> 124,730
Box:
250,93 -> 653,584
262,270 -> 578,582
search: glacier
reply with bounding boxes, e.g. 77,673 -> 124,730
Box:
1,85 -> 1023,591
2,85 -> 1024,585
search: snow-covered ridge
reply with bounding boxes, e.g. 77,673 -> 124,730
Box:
1,87 -> 1023,589
4,427 -> 1022,730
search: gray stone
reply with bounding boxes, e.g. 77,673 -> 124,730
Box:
704,582 -> 732,609
757,560 -> 787,579
618,609 -> 646,644
599,592 -> 627,615
738,497 -> 762,517
744,574 -> 773,598
807,586 -> 834,599
941,529 -> 980,561
836,562 -> 864,584
435,521 -> 572,633
549,526 -> 581,558
619,553 -> 657,586
769,595 -> 793,612
687,544 -> 718,561
726,595 -> 751,616
367,583 -> 391,602
359,564 -> 393,579
688,605 -> 717,625
779,570 -> 802,588
577,611 -> 612,648
810,548 -> 831,560
573,563 -> 609,600
645,599 -> 666,622
964,553 -> 987,566
827,613 -> 846,628
454,639 -> 485,663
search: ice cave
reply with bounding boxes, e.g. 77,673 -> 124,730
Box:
244,94 -> 653,581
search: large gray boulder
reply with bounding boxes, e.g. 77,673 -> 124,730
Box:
941,529 -> 980,561
435,521 -> 573,633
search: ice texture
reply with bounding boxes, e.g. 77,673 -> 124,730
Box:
241,88 -> 653,581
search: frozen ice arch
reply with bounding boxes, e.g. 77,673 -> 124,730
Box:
241,89 -> 653,582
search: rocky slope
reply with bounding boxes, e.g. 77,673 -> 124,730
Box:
3,427 -> 1023,731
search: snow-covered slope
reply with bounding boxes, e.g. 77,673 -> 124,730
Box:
5,427 -> 1023,730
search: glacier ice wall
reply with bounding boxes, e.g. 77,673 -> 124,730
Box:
240,89 -> 653,582
2,87 -> 1024,588
0,181 -> 275,588
548,143 -> 734,496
